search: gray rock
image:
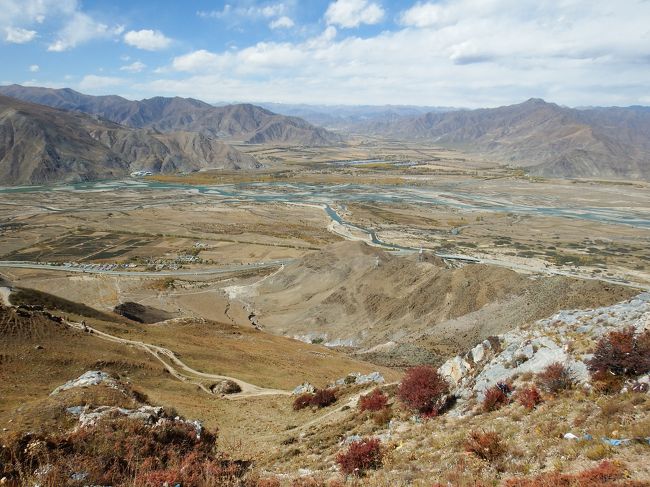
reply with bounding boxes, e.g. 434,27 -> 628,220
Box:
342,434 -> 362,445
51,371 -> 118,395
211,380 -> 242,394
78,405 -> 164,428
292,382 -> 315,395
355,371 -> 385,385
65,406 -> 85,416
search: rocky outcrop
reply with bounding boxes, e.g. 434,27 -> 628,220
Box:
51,371 -> 120,395
438,293 -> 650,406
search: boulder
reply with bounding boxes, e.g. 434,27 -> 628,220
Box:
211,380 -> 242,395
439,356 -> 472,385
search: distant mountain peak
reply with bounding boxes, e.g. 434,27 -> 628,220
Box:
522,97 -> 549,106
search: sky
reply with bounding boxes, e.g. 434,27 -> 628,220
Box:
1,0 -> 649,108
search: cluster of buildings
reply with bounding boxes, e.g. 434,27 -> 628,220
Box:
63,262 -> 138,271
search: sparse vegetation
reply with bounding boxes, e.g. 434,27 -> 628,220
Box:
0,416 -> 249,487
503,460 -> 628,486
464,430 -> 506,462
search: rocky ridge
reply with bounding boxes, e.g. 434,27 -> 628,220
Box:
439,292 -> 650,409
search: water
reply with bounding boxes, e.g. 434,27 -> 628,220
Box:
1,179 -> 649,229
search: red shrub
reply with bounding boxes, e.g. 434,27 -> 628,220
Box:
590,369 -> 625,395
336,438 -> 383,476
293,393 -> 315,410
464,430 -> 505,462
482,384 -> 511,412
311,388 -> 337,408
516,385 -> 542,410
359,388 -> 388,412
397,366 -> 449,414
293,389 -> 337,410
588,327 -> 650,378
536,362 -> 574,393
503,460 -> 630,486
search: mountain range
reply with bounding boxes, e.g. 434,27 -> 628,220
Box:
1,84 -> 649,183
0,85 -> 342,146
0,95 -> 260,185
358,98 -> 650,179
258,102 -> 455,129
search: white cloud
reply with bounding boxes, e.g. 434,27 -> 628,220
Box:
123,29 -> 172,51
79,74 -> 124,91
48,13 -> 123,51
198,2 -> 290,20
0,0 -> 74,28
151,0 -> 650,108
172,50 -> 222,72
325,0 -> 384,28
120,61 -> 146,73
0,1 -> 122,51
5,26 -> 37,43
29,64 -> 39,72
399,1 -> 450,28
269,16 -> 294,29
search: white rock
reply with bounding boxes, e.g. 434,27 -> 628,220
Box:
292,382 -> 315,395
51,371 -> 118,395
439,356 -> 472,385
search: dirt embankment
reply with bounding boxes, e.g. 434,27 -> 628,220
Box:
246,241 -> 636,365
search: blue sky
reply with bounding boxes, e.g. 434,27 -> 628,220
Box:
1,0 -> 649,107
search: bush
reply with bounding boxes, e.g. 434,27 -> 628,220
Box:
536,362 -> 574,393
293,393 -> 314,411
588,327 -> 650,378
482,382 -> 512,412
516,385 -> 542,410
292,389 -> 337,410
336,438 -> 383,476
503,460 -> 626,486
464,430 -> 506,462
311,388 -> 337,408
359,388 -> 388,412
397,366 -> 449,414
372,407 -> 393,426
590,369 -> 624,395
0,415 -> 249,487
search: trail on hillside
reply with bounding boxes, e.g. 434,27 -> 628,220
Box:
63,319 -> 290,399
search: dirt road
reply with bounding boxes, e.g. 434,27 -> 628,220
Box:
64,319 -> 290,399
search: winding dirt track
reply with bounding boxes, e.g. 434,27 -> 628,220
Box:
64,319 -> 290,400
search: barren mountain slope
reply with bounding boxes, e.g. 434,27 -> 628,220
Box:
360,98 -> 650,179
245,241 -> 635,364
0,95 -> 260,184
0,84 -> 342,146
